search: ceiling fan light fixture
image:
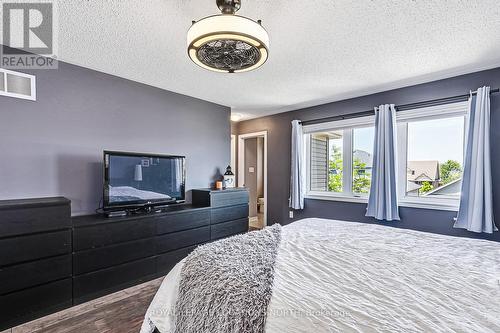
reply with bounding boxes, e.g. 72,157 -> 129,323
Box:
187,1 -> 269,73
230,113 -> 243,122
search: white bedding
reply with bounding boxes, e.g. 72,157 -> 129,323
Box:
141,218 -> 500,333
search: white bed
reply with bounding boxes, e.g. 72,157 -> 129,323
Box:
141,218 -> 500,333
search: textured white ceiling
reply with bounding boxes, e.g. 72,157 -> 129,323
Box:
53,1 -> 500,119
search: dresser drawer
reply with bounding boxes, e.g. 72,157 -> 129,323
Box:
210,191 -> 249,208
211,204 -> 248,225
73,238 -> 156,275
73,219 -> 155,251
0,254 -> 71,295
156,226 -> 210,254
73,257 -> 156,304
156,245 -> 197,275
0,230 -> 71,266
0,278 -> 72,331
156,209 -> 210,235
211,218 -> 248,240
0,204 -> 70,238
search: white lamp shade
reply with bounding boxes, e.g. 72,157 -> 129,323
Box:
187,14 -> 269,73
187,15 -> 269,49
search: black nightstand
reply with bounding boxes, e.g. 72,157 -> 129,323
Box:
192,188 -> 249,240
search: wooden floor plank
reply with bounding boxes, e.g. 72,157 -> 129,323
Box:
7,277 -> 163,333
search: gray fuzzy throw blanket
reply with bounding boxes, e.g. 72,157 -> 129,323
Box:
174,224 -> 282,333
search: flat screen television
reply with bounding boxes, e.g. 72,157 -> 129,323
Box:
103,151 -> 186,211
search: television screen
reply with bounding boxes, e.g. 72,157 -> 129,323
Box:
103,151 -> 185,210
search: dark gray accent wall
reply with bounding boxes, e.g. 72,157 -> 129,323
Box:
237,67 -> 500,241
0,61 -> 230,215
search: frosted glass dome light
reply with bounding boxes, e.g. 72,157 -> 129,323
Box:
187,0 -> 269,73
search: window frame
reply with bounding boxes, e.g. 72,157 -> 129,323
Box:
396,102 -> 468,210
304,115 -> 375,202
303,101 -> 468,211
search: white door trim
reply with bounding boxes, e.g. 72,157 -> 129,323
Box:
230,134 -> 236,174
238,131 -> 268,226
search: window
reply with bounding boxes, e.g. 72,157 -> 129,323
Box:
304,101 -> 468,210
406,117 -> 464,197
310,130 -> 344,192
352,127 -> 374,194
396,102 -> 467,209
305,117 -> 375,199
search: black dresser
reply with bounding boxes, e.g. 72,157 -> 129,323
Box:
0,188 -> 249,330
72,205 -> 212,304
0,197 -> 72,330
192,188 -> 250,239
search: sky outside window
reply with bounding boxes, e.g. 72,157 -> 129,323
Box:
407,116 -> 464,163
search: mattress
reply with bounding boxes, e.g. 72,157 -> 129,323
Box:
141,218 -> 500,332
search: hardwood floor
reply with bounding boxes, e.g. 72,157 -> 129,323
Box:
249,212 -> 264,230
2,277 -> 163,333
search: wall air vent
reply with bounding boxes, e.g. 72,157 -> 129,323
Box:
0,68 -> 36,101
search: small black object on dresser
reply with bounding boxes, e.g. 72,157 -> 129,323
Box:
192,187 -> 249,240
0,197 -> 72,331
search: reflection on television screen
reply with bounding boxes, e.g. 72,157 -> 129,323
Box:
104,153 -> 185,208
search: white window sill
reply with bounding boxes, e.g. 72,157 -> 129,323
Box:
305,193 -> 459,212
306,193 -> 368,204
398,198 -> 459,212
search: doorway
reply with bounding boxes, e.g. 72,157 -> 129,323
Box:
238,131 -> 267,229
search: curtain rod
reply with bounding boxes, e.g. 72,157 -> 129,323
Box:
300,88 -> 500,126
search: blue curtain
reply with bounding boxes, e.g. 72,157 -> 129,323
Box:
366,104 -> 400,221
454,87 -> 497,233
289,120 -> 304,209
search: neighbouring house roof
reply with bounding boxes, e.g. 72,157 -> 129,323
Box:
406,181 -> 422,193
407,161 -> 440,182
424,178 -> 462,196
